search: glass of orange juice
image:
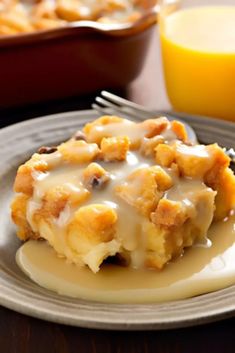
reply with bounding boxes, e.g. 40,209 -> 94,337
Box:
159,0 -> 235,121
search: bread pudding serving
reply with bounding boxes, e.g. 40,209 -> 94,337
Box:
11,115 -> 235,273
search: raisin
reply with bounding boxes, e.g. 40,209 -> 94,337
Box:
90,175 -> 109,189
38,146 -> 57,154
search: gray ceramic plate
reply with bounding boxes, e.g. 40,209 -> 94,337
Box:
0,109 -> 235,330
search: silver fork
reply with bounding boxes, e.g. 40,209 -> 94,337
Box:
92,91 -> 156,120
92,91 -> 235,164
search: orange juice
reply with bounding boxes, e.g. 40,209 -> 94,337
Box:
160,6 -> 235,121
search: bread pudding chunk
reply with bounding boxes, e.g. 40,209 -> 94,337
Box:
11,116 -> 235,273
0,0 -> 157,36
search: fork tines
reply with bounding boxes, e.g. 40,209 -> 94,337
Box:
92,91 -> 155,120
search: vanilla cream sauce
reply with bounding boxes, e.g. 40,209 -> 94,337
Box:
16,213 -> 235,303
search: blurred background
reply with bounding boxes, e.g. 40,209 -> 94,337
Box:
0,0 -> 166,127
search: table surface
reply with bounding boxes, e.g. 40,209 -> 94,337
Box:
1,27 -> 235,353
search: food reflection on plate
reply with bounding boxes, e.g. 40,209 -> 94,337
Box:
11,115 -> 235,303
0,0 -> 157,35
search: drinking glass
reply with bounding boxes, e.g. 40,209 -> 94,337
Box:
159,0 -> 235,121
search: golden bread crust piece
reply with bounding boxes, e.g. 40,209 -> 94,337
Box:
176,143 -> 230,179
155,144 -> 175,168
11,194 -> 38,241
14,153 -> 49,195
212,168 -> 235,220
171,120 -> 188,142
83,115 -> 124,144
140,117 -> 169,138
58,140 -> 99,164
100,136 -> 130,161
115,166 -> 173,216
68,204 -> 118,245
151,199 -> 188,228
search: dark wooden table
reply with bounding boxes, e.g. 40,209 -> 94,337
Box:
1,29 -> 235,353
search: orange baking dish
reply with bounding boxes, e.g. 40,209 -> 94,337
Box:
0,6 -> 158,108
